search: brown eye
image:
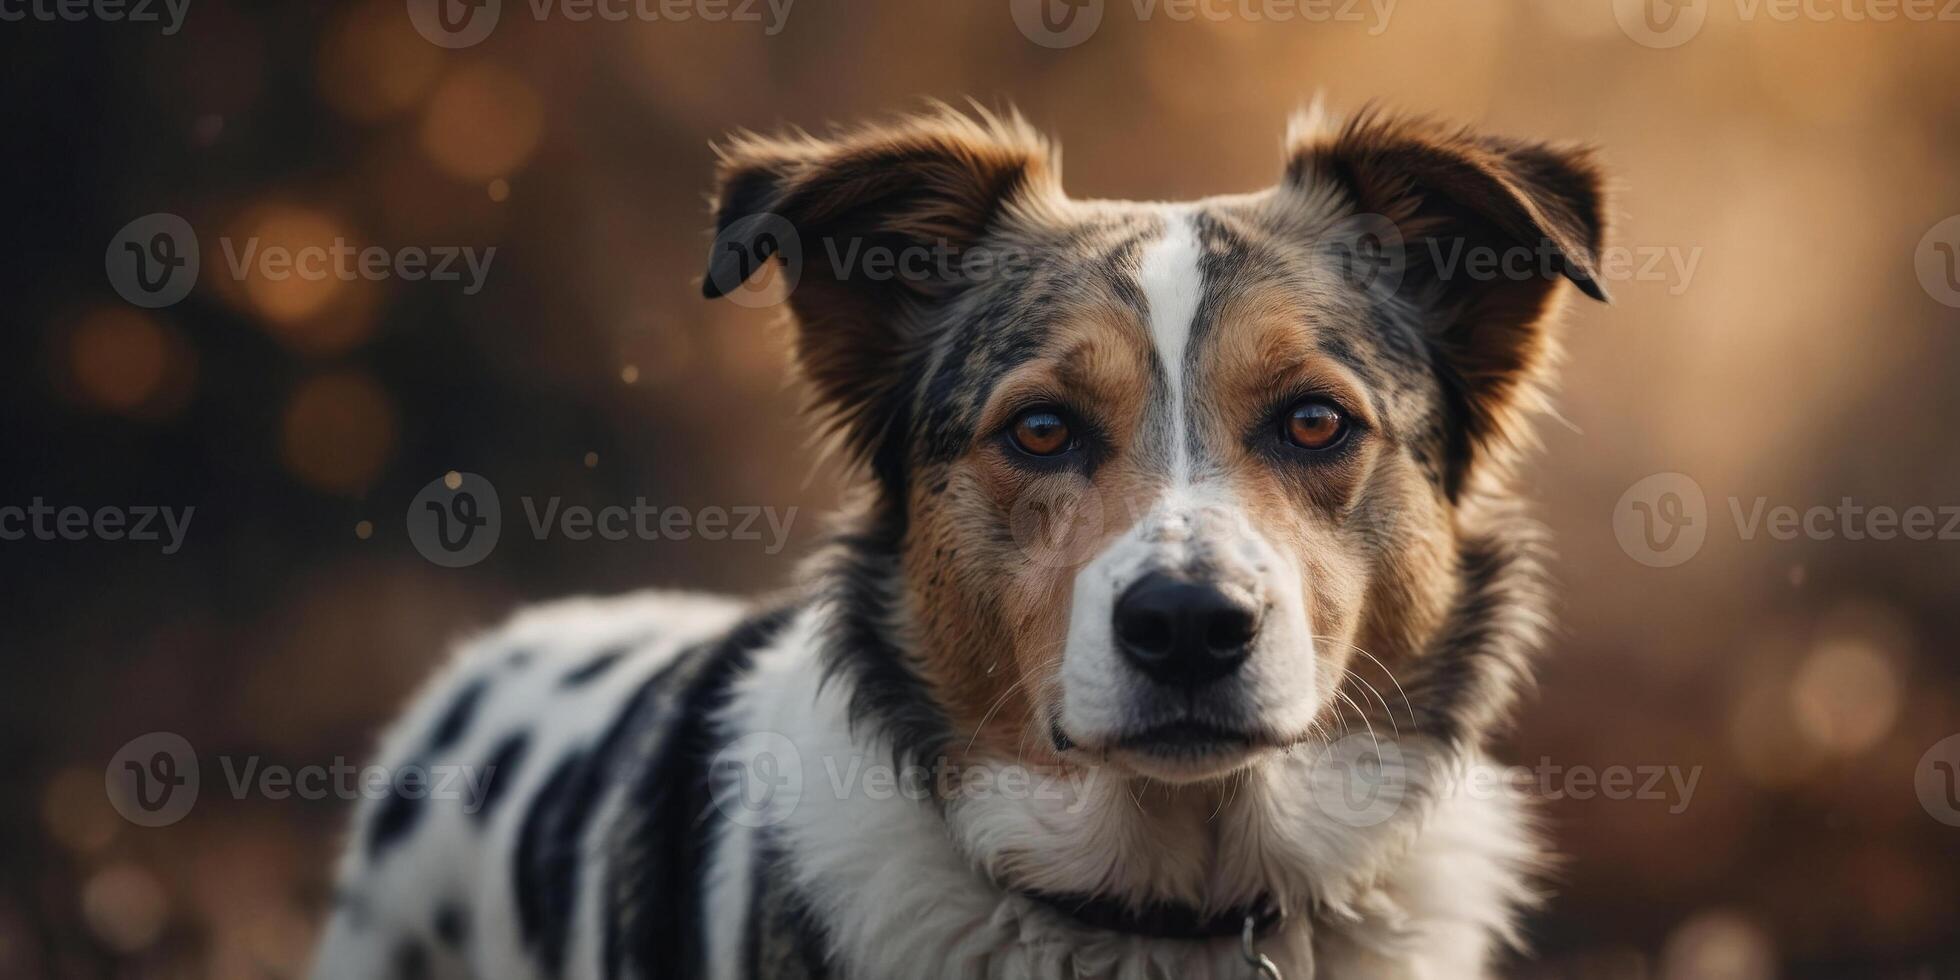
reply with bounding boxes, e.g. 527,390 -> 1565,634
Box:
1010,410 -> 1074,457
1282,400 -> 1348,451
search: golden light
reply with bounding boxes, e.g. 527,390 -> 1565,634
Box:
68,308 -> 168,414
620,364 -> 640,384
81,865 -> 168,954
317,0 -> 442,122
488,178 -> 511,202
354,520 -> 374,540
1659,908 -> 1777,980
1790,638 -> 1901,757
583,451 -> 599,469
420,64 -> 544,181
280,372 -> 399,495
233,204 -> 354,328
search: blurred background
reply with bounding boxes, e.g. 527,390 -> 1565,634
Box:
3,0 -> 1959,976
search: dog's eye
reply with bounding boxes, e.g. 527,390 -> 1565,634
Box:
1281,399 -> 1348,451
1009,409 -> 1075,457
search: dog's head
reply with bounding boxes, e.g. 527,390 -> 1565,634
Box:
705,107 -> 1605,785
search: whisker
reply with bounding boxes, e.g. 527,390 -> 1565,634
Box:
1314,635 -> 1416,729
1339,664 -> 1401,739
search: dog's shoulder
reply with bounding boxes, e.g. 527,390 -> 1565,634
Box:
315,588 -> 757,980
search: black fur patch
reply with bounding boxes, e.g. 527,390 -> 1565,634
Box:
559,647 -> 628,687
393,940 -> 431,980
471,732 -> 531,824
434,902 -> 469,948
512,747 -> 589,975
367,676 -> 496,858
607,604 -> 799,980
365,788 -> 421,860
429,677 -> 491,751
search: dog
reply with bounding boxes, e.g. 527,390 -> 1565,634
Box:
313,104 -> 1608,979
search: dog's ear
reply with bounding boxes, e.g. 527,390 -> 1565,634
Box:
1286,109 -> 1608,494
703,109 -> 1059,484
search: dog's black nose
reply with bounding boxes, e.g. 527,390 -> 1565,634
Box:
1112,572 -> 1260,687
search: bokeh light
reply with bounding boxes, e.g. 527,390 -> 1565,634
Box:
1659,908 -> 1777,980
419,64 -> 544,182
79,865 -> 168,955
280,372 -> 399,495
317,0 -> 443,123
66,308 -> 177,415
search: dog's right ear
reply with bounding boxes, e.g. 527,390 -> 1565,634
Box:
702,109 -> 1059,480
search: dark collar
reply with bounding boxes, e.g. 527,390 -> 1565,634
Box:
1019,889 -> 1284,942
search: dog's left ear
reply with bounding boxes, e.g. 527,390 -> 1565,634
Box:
701,109 -> 1058,483
1287,110 -> 1609,492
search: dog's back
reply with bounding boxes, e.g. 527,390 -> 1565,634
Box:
314,591 -> 771,980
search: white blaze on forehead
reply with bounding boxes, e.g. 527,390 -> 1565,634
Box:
1136,210 -> 1205,484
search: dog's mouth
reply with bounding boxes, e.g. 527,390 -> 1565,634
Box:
1116,719 -> 1254,756
1054,716 -> 1291,781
